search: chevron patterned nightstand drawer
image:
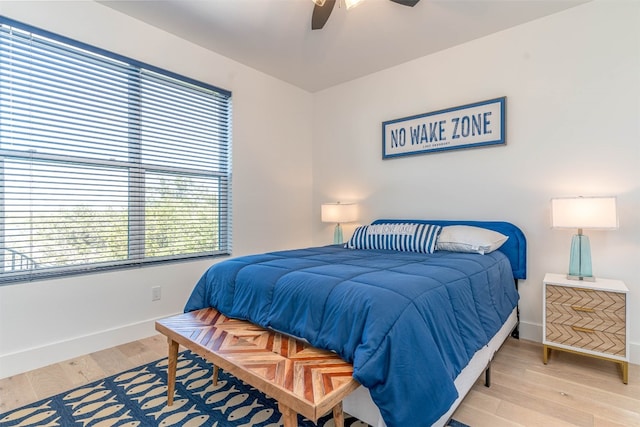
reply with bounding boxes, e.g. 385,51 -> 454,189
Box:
542,273 -> 630,384
545,320 -> 626,356
545,285 -> 626,339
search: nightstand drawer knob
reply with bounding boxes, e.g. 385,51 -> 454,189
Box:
571,326 -> 595,334
571,305 -> 595,313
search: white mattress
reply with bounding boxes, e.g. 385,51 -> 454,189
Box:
343,308 -> 519,427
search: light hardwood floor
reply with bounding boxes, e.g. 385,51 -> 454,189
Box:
0,336 -> 638,426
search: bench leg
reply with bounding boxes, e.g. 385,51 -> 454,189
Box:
332,401 -> 345,427
278,402 -> 298,427
167,338 -> 179,406
213,365 -> 219,386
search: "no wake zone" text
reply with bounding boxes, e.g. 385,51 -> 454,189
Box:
389,112 -> 493,148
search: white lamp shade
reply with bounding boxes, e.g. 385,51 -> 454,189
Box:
321,203 -> 357,224
551,196 -> 618,229
344,0 -> 365,9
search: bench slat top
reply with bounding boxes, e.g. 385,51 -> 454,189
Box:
156,308 -> 360,421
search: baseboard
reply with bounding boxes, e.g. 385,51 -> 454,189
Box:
3,317 -> 638,380
517,320 -> 542,343
517,320 -> 640,365
630,342 -> 640,365
0,314 -> 180,379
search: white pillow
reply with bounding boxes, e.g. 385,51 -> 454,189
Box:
436,225 -> 508,255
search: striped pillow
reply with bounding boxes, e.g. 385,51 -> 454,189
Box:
346,223 -> 442,254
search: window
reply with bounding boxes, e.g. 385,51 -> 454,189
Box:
0,18 -> 232,283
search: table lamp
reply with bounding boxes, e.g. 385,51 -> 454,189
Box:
551,196 -> 617,281
321,202 -> 357,244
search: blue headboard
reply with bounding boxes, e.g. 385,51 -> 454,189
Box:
372,219 -> 527,280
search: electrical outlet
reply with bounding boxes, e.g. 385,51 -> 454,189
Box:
152,286 -> 161,301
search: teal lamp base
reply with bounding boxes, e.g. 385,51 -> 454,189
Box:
567,233 -> 594,281
333,224 -> 344,245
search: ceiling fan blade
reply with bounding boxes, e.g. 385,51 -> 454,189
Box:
312,0 -> 336,30
389,0 -> 420,6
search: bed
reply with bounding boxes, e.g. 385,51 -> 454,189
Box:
184,219 -> 526,427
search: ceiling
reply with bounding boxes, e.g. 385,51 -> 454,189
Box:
99,0 -> 587,93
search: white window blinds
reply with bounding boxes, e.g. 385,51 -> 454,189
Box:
0,18 -> 232,283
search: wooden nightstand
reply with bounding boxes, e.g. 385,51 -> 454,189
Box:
543,273 -> 629,384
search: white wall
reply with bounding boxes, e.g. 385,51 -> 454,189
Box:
0,1 -> 313,378
1,0 -> 638,379
312,1 -> 640,363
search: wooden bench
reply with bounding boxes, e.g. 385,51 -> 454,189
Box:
155,307 -> 361,427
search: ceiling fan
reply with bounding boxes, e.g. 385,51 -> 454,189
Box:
311,0 -> 421,30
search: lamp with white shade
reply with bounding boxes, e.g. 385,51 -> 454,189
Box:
551,196 -> 618,281
321,202 -> 357,244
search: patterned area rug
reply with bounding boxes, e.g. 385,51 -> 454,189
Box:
0,350 -> 470,427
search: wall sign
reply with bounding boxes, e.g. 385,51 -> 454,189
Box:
382,97 -> 506,159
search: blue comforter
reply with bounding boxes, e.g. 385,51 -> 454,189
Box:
184,246 -> 519,426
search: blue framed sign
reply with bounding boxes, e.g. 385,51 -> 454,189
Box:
382,97 -> 506,159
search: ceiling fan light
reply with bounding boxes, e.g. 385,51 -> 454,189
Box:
344,0 -> 365,10
312,0 -> 326,6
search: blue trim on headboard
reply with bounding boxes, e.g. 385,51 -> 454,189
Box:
372,219 -> 527,280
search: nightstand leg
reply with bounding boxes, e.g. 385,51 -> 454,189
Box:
621,361 -> 628,384
543,345 -> 550,364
